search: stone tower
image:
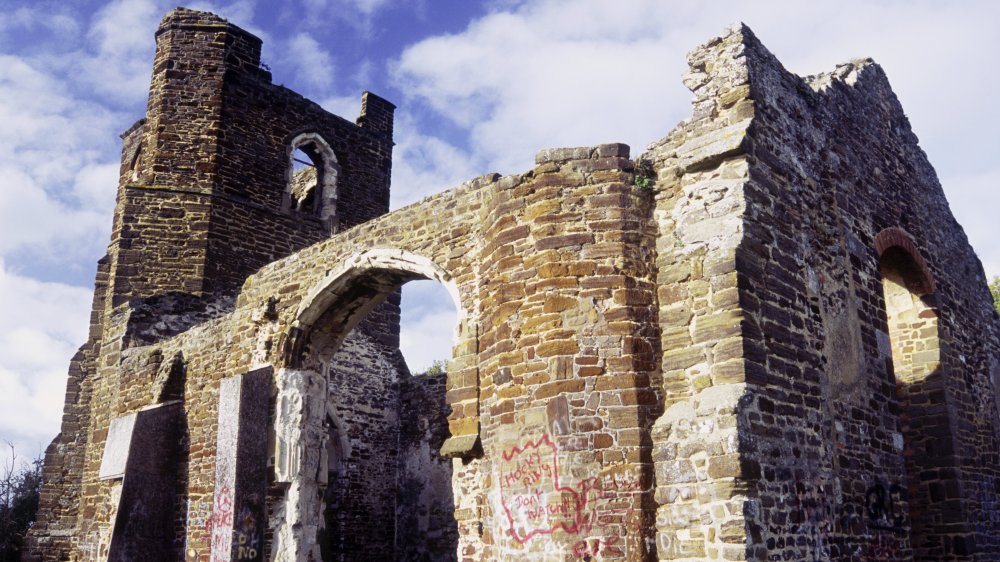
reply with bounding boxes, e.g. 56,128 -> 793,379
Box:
110,8 -> 394,305
28,8 -> 401,560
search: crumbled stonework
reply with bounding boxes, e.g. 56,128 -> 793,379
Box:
27,10 -> 1000,562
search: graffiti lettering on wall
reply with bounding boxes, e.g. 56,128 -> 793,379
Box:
498,434 -> 642,559
209,485 -> 234,562
197,487 -> 262,561
499,434 -> 577,541
234,506 -> 260,560
572,534 -> 622,559
864,481 -> 906,531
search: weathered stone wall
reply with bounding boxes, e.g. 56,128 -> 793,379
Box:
642,28 -> 756,561
733,24 -> 1000,560
29,8 -> 401,562
641,23 -> 1000,562
474,145 -> 660,560
28,9 -> 1000,562
316,331 -> 406,561
108,8 -> 394,306
397,372 -> 458,561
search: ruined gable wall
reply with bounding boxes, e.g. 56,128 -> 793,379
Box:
643,23 -> 1000,561
733,25 -> 1000,560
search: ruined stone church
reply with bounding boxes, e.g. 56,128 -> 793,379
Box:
26,7 -> 1000,562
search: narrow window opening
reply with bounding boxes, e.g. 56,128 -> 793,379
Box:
290,146 -> 320,212
878,243 -> 947,555
880,247 -> 940,387
285,133 -> 340,231
129,142 -> 143,182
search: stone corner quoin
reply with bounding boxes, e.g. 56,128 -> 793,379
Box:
25,8 -> 1000,562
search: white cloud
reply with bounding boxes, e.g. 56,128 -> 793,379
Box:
393,2 -> 696,174
286,32 -> 336,92
0,6 -> 80,37
393,0 -> 999,277
0,26 -> 134,282
297,0 -> 401,38
0,260 -> 92,465
72,0 -> 162,103
390,111 -> 482,209
341,0 -> 392,17
399,280 -> 458,374
0,165 -> 109,258
0,54 -> 120,266
320,94 -> 363,120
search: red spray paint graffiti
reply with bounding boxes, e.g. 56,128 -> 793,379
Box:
498,434 -> 643,558
499,434 -> 581,542
208,485 -> 234,562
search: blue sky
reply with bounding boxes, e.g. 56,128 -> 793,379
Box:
1,0 -> 997,464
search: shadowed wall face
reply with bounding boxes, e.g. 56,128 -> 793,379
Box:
879,245 -> 959,558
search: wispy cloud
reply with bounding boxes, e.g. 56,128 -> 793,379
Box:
399,280 -> 458,373
285,32 -> 336,92
297,0 -> 398,38
74,0 -> 163,103
390,111 -> 482,209
393,0 -> 1000,273
0,260 -> 92,464
0,53 -> 121,267
0,6 -> 80,38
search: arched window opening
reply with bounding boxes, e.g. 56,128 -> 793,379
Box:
880,246 -> 940,386
129,142 -> 143,182
290,147 -> 318,211
878,242 -> 950,557
285,132 -> 340,231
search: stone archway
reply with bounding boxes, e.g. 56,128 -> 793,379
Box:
270,249 -> 477,561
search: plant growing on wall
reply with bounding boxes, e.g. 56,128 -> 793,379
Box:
423,360 -> 447,376
990,276 -> 1000,315
632,159 -> 654,190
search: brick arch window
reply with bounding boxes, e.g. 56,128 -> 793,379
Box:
875,227 -> 950,555
878,245 -> 939,386
283,132 -> 341,230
